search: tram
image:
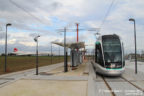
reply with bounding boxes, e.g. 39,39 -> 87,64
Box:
93,34 -> 125,76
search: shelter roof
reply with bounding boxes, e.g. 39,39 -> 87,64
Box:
52,42 -> 85,49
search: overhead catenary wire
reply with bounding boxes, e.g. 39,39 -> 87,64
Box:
99,0 -> 115,28
9,0 -> 46,25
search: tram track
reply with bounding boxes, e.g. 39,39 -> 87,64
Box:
92,62 -> 143,96
101,76 -> 116,96
120,76 -> 144,92
93,63 -> 116,96
97,75 -> 144,96
92,63 -> 116,96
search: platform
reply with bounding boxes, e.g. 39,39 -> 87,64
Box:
0,60 -> 144,96
0,61 -> 90,96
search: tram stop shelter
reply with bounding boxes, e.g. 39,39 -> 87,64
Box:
52,42 -> 86,68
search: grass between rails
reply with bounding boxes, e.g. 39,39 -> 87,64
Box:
0,56 -> 69,75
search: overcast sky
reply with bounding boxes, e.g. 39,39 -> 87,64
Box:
0,0 -> 144,54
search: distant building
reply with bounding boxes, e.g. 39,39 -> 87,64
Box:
6,52 -> 54,56
128,53 -> 141,60
141,54 -> 144,58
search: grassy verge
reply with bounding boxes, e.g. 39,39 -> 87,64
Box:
0,56 -> 68,75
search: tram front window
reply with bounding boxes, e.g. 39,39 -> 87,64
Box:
102,36 -> 122,63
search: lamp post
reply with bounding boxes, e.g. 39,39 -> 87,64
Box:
64,27 -> 68,72
34,35 -> 40,75
5,23 -> 12,72
59,46 -> 60,62
129,18 -> 137,74
51,43 -> 52,64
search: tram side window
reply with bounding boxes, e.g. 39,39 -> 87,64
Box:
97,49 -> 100,62
96,44 -> 104,67
95,44 -> 97,62
122,43 -> 125,67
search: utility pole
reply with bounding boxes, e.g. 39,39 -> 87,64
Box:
5,23 -> 12,72
59,46 -> 60,62
76,23 -> 79,43
64,27 -> 68,72
134,20 -> 137,74
5,25 -> 8,72
129,18 -> 137,74
36,39 -> 38,75
34,35 -> 40,75
51,43 -> 52,64
76,23 -> 79,52
57,27 -> 68,72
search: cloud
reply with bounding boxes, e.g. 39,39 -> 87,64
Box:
0,0 -> 63,32
0,31 -> 11,40
0,0 -> 144,54
0,32 -> 6,39
82,0 -> 144,53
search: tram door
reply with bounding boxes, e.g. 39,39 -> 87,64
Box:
95,43 -> 104,67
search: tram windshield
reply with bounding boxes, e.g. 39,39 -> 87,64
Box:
102,36 -> 122,63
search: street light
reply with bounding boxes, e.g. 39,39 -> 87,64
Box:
5,23 -> 12,72
51,42 -> 52,64
34,35 -> 40,75
129,18 -> 137,74
59,46 -> 60,62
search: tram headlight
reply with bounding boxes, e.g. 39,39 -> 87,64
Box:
110,63 -> 116,68
107,59 -> 111,63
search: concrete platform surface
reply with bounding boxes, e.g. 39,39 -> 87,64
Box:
39,63 -> 87,76
1,60 -> 143,96
0,61 -> 90,96
0,80 -> 87,96
0,63 -> 64,88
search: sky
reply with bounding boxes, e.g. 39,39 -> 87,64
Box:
0,0 -> 144,54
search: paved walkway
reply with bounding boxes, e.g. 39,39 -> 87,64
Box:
125,60 -> 144,73
0,63 -> 63,88
1,60 -> 143,96
0,61 -> 91,96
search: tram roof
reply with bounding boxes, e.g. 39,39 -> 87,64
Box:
97,34 -> 121,40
